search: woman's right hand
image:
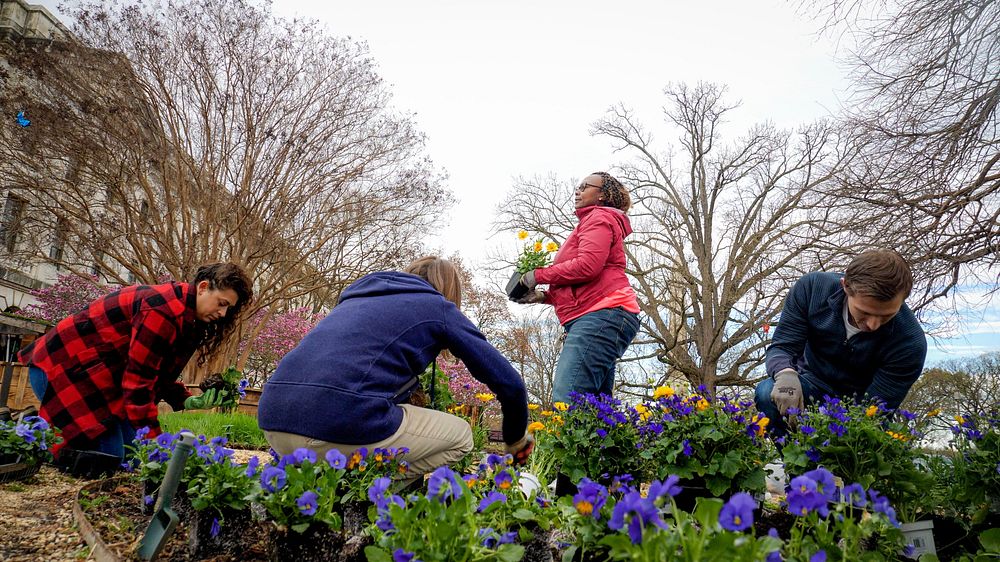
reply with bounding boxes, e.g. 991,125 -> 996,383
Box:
514,290 -> 546,304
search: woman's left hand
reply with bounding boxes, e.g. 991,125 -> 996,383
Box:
515,290 -> 546,305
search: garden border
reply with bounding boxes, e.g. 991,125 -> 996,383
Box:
72,476 -> 129,562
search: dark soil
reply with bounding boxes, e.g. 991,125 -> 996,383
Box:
80,477 -> 270,561
197,374 -> 228,394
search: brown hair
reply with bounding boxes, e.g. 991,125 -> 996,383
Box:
593,171 -> 631,212
190,262 -> 254,364
403,256 -> 463,309
843,250 -> 913,301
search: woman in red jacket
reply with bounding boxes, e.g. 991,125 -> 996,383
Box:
514,172 -> 640,403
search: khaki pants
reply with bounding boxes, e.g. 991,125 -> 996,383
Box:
264,404 -> 473,485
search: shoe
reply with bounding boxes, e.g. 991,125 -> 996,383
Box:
55,449 -> 122,479
14,406 -> 37,421
0,407 -> 10,422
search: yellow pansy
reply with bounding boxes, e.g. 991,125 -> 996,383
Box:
754,414 -> 770,437
518,230 -> 529,240
552,414 -> 564,425
476,393 -> 495,402
695,398 -> 710,412
534,241 -> 543,252
927,408 -> 941,417
635,403 -> 652,421
653,386 -> 675,400
540,410 -> 553,417
554,402 -> 569,412
527,403 -> 540,410
546,242 -> 559,252
866,405 -> 879,417
955,415 -> 966,425
527,421 -> 545,433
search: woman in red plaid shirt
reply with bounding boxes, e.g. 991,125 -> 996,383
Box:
18,262 -> 253,476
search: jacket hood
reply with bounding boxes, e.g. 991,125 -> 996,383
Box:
576,205 -> 632,237
338,271 -> 440,303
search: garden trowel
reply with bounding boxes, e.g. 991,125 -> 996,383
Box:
138,431 -> 195,561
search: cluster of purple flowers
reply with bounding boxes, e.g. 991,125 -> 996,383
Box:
784,467 -> 900,528
6,415 -> 52,452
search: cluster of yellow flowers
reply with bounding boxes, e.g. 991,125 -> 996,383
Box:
475,393 -> 495,402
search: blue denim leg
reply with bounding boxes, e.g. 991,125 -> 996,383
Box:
754,371 -> 830,439
551,307 -> 640,404
75,418 -> 137,460
28,365 -> 48,401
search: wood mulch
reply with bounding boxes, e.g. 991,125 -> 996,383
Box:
0,465 -> 94,562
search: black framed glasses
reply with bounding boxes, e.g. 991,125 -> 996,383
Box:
575,182 -> 602,193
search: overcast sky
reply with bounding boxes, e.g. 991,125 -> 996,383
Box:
33,0 -> 998,364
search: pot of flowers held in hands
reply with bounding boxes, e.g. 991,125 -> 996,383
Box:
506,230 -> 558,301
198,366 -> 249,412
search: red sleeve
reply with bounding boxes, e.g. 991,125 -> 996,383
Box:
121,310 -> 180,436
534,216 -> 614,286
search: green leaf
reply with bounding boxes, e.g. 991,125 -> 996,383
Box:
980,528 -> 1000,553
364,545 -> 393,562
513,508 -> 536,520
496,544 -> 526,562
693,498 -> 724,529
291,522 -> 310,533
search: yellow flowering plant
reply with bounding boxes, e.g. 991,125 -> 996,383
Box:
513,230 -> 558,274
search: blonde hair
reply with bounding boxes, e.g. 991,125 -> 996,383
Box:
403,256 -> 463,309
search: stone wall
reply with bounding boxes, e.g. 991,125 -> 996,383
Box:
0,0 -> 70,42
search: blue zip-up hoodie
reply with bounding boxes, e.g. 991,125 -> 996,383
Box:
258,272 -> 529,445
765,272 -> 927,409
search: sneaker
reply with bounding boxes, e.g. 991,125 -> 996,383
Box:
0,407 -> 10,422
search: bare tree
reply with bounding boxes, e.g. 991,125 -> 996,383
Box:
902,352 -> 1000,426
0,0 -> 450,374
804,0 -> 1000,308
492,308 -> 562,407
496,83 -> 857,394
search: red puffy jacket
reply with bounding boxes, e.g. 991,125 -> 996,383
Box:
534,205 -> 632,325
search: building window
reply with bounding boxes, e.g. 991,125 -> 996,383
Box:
49,218 -> 66,267
0,194 -> 26,252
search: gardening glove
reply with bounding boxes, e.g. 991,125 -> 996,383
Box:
519,270 -> 538,291
505,432 -> 535,466
515,290 -> 546,305
770,369 -> 804,416
183,388 -> 223,410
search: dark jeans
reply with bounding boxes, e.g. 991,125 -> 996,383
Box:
551,307 -> 640,404
29,365 -> 136,459
754,370 -> 834,439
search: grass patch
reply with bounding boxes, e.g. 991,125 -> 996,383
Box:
160,411 -> 268,449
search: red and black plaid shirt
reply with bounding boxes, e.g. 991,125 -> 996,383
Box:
18,282 -> 200,445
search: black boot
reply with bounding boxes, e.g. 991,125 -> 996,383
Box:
55,449 -> 122,479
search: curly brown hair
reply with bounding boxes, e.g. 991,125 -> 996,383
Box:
592,171 -> 631,212
191,262 -> 253,364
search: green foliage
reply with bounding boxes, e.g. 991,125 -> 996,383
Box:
0,416 -> 60,465
781,398 -> 934,521
639,389 -> 774,497
947,412 -> 1000,523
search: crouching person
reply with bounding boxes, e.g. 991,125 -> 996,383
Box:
258,256 -> 533,486
19,263 -> 253,477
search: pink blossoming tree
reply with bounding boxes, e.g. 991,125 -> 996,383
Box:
22,274 -> 115,324
238,307 -> 323,387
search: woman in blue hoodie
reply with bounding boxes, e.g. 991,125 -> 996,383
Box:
258,257 -> 531,482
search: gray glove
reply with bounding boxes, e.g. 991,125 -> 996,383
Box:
519,270 -> 537,290
770,369 -> 804,415
515,290 -> 546,304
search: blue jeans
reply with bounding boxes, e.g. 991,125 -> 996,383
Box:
754,370 -> 833,439
551,307 -> 640,404
29,365 -> 136,459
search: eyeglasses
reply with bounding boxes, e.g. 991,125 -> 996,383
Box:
575,182 -> 602,193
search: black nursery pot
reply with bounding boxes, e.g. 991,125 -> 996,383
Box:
554,473 -> 578,497
506,271 -> 529,300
